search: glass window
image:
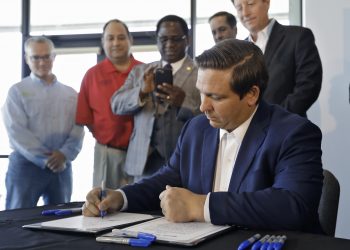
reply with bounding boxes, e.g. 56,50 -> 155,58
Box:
0,0 -> 22,211
132,45 -> 160,63
195,0 -> 289,55
0,0 -> 21,27
30,0 -> 191,35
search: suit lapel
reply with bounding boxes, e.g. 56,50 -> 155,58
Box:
173,56 -> 195,88
264,21 -> 285,67
228,101 -> 270,192
201,126 -> 220,193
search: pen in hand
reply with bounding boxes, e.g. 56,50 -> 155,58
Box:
100,180 -> 107,218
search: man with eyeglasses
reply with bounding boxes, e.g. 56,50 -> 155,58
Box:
111,15 -> 201,181
2,36 -> 84,209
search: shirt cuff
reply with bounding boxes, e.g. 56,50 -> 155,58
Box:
117,189 -> 128,211
204,193 -> 211,222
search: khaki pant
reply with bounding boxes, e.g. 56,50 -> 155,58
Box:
93,142 -> 132,189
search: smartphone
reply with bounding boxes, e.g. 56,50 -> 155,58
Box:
154,68 -> 173,96
154,68 -> 173,85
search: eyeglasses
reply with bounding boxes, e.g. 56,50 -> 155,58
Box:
157,35 -> 186,44
29,54 -> 54,62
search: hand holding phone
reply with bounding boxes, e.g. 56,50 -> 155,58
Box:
154,67 -> 173,98
154,67 -> 173,85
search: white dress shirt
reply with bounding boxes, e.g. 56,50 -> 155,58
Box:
204,107 -> 258,222
248,19 -> 275,54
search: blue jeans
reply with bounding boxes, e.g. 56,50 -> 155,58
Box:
5,152 -> 72,210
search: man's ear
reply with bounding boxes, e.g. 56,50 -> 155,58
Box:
24,54 -> 29,65
247,85 -> 260,106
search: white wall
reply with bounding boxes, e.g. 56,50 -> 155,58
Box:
304,0 -> 350,239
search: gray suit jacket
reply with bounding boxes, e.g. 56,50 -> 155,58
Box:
111,56 -> 200,176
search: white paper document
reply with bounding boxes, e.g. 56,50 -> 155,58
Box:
119,217 -> 232,246
23,212 -> 157,233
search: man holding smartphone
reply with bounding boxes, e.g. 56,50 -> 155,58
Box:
111,15 -> 201,181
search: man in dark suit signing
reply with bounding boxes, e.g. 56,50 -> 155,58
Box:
232,0 -> 322,117
83,39 -> 324,233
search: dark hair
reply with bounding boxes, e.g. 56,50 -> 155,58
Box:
208,11 -> 237,28
195,39 -> 268,103
102,19 -> 131,38
156,15 -> 189,37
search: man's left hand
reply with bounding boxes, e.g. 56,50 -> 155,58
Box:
159,185 -> 206,222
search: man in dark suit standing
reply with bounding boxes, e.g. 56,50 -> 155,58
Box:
84,39 -> 324,234
232,0 -> 322,117
110,15 -> 201,182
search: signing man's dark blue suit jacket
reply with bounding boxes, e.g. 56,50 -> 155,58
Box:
122,100 -> 324,233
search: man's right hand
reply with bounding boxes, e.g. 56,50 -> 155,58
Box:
140,65 -> 157,100
82,187 -> 124,217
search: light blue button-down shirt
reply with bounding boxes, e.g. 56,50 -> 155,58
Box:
2,73 -> 84,169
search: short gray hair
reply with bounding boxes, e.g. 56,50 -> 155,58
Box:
24,36 -> 55,55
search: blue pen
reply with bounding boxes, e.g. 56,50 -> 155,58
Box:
267,235 -> 279,250
41,207 -> 82,216
237,233 -> 261,250
251,234 -> 270,250
112,229 -> 157,242
96,236 -> 152,247
100,180 -> 107,218
260,235 -> 276,250
274,235 -> 287,250
55,207 -> 82,215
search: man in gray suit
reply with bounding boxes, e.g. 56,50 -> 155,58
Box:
111,15 -> 201,181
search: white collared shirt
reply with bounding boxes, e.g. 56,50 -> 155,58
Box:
204,106 -> 258,222
248,19 -> 275,54
162,56 -> 186,75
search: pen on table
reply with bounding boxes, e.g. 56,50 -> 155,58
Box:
111,229 -> 157,242
267,235 -> 280,250
96,236 -> 152,247
260,235 -> 276,250
41,207 -> 82,216
100,180 -> 107,218
274,235 -> 287,250
237,233 -> 261,250
251,234 -> 270,250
